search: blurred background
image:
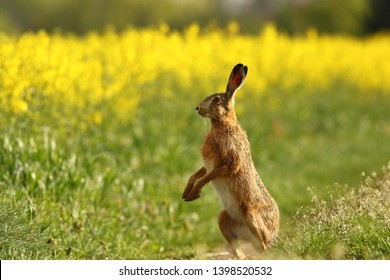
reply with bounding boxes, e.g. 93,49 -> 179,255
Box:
1,0 -> 390,260
0,0 -> 389,35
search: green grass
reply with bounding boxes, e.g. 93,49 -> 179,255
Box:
1,84 -> 390,259
277,164 -> 390,259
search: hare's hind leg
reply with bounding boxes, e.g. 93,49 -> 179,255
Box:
244,210 -> 271,252
218,210 -> 246,259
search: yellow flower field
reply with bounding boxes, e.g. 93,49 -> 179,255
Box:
1,24 -> 390,260
1,24 -> 389,121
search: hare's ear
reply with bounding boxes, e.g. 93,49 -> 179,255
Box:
226,63 -> 248,99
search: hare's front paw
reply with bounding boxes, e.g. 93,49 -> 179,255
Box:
183,189 -> 201,201
182,182 -> 194,200
183,181 -> 203,201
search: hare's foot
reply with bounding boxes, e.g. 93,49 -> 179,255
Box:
218,210 -> 247,259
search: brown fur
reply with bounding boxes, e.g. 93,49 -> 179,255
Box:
182,64 -> 279,259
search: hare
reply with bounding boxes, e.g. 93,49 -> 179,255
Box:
182,63 -> 279,259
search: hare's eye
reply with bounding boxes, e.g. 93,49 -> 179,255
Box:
212,96 -> 221,103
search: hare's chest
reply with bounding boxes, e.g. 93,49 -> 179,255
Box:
201,132 -> 235,163
201,133 -> 218,167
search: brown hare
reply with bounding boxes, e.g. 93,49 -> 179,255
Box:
182,63 -> 279,259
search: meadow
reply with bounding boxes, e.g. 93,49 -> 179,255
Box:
0,24 -> 389,259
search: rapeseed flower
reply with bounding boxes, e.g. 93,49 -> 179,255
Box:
0,25 -> 389,127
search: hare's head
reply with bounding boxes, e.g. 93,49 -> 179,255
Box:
196,63 -> 248,120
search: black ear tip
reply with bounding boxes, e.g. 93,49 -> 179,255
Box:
233,63 -> 248,74
234,63 -> 243,70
